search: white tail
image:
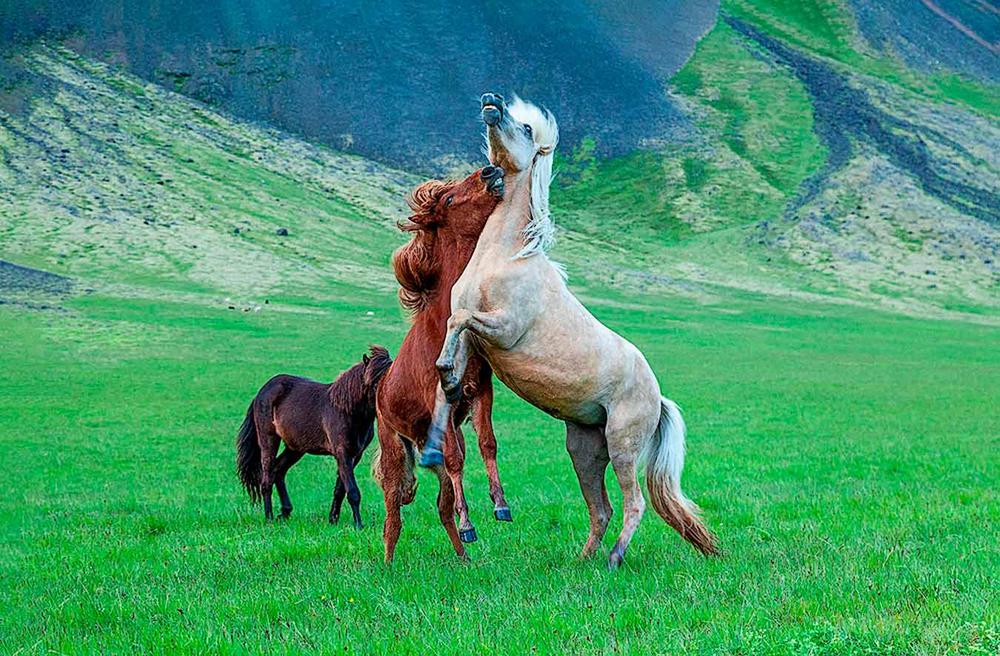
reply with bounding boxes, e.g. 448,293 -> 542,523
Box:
644,397 -> 718,555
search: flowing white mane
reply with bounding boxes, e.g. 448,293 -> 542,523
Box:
506,97 -> 559,259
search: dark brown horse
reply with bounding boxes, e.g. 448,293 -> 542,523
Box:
237,346 -> 392,527
374,165 -> 509,562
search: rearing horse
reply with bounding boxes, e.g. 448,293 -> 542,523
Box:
375,165 -> 511,562
426,94 -> 718,567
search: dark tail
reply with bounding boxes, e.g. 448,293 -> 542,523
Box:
236,402 -> 263,502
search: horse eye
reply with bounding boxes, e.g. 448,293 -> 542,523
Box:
444,195 -> 454,207
523,123 -> 533,136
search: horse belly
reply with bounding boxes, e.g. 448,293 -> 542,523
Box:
487,348 -> 606,425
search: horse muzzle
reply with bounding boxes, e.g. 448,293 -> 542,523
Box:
481,92 -> 505,126
481,165 -> 505,195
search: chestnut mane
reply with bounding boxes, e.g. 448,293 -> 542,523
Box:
392,179 -> 457,313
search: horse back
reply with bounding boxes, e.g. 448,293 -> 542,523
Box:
256,375 -> 336,454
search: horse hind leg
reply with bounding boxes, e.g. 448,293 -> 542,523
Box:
273,449 -> 304,519
472,385 -> 512,522
604,405 -> 656,568
444,422 -> 477,543
376,421 -> 407,563
254,418 -> 282,522
434,464 -> 469,561
566,422 -> 612,559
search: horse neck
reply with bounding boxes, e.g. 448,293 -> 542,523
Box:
478,171 -> 533,258
435,229 -> 478,287
417,228 -> 478,327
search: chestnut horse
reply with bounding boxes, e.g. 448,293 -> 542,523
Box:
428,94 -> 718,567
374,165 -> 509,562
236,346 -> 391,527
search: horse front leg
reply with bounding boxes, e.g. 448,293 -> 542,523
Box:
425,309 -> 520,468
472,382 -> 512,522
420,384 -> 455,468
435,311 -> 475,404
443,421 -> 478,543
436,308 -> 522,400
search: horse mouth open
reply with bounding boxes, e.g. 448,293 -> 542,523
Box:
481,93 -> 505,126
481,164 -> 505,196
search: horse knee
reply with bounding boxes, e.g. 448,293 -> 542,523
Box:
347,487 -> 361,505
446,309 -> 471,332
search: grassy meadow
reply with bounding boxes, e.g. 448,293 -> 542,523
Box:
2,3 -> 999,651
1,282 -> 997,653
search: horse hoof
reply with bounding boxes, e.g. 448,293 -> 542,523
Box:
608,551 -> 625,570
459,527 -> 478,543
419,445 -> 444,468
494,507 -> 512,522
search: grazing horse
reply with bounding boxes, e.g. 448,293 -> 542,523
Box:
236,346 -> 391,527
374,165 -> 509,562
427,94 -> 718,567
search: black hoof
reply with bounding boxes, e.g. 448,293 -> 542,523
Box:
419,445 -> 444,468
329,515 -> 339,525
494,507 -> 512,522
459,527 -> 478,543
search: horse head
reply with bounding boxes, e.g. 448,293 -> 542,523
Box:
393,166 -> 504,312
481,93 -> 558,174
481,93 -> 559,257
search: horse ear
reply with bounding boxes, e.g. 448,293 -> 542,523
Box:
363,354 -> 370,365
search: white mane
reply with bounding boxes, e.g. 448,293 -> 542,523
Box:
506,96 -> 559,259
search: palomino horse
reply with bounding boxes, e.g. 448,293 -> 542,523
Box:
236,346 -> 391,527
374,165 -> 510,562
426,94 -> 718,567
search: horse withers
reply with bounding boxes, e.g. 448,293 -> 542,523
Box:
236,346 -> 392,528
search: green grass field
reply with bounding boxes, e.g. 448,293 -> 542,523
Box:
2,281 -> 997,653
2,2 -> 999,650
